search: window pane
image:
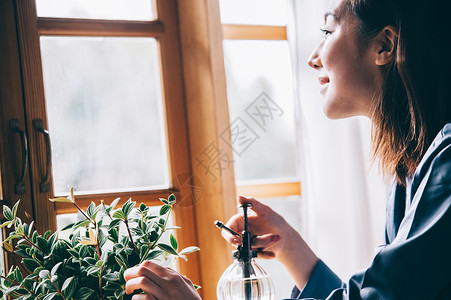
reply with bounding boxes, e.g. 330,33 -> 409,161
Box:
35,0 -> 154,21
223,40 -> 298,182
219,0 -> 288,26
40,37 -> 169,195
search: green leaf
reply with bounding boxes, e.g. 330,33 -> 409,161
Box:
159,198 -> 170,205
14,266 -> 23,282
67,248 -> 79,259
84,257 -> 98,265
91,206 -> 101,221
43,292 -> 59,300
36,236 -> 49,254
107,218 -> 122,230
0,220 -> 12,229
27,221 -> 34,236
11,200 -> 20,220
32,231 -> 38,243
108,197 -> 121,210
15,224 -> 24,235
165,226 -> 181,230
157,243 -> 178,256
159,205 -> 171,216
51,262 -> 63,276
86,266 -> 100,276
95,260 -> 104,267
168,193 -> 176,204
114,290 -> 126,299
47,232 -> 58,248
3,205 -> 13,221
73,219 -> 91,230
60,222 -> 75,231
170,233 -> 178,251
22,258 -> 40,272
179,246 -> 200,255
86,202 -> 95,218
112,210 -> 125,220
62,276 -> 76,299
39,270 -> 50,279
4,234 -> 21,243
144,250 -> 163,261
139,202 -> 146,211
114,256 -> 127,269
122,199 -> 135,218
103,272 -> 120,282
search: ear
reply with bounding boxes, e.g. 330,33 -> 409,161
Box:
374,26 -> 398,66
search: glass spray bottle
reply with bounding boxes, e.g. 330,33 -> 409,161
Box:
215,204 -> 274,300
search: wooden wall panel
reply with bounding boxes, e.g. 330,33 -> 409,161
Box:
176,0 -> 238,298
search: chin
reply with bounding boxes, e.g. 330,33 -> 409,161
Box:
323,103 -> 365,120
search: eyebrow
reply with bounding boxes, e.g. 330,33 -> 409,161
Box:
324,12 -> 339,23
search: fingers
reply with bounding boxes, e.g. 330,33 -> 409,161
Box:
124,263 -> 164,287
132,295 -> 157,300
237,196 -> 271,215
125,276 -> 164,299
251,234 -> 280,248
256,250 -> 276,259
125,261 -> 201,300
222,214 -> 244,245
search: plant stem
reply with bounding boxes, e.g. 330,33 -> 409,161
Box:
98,266 -> 103,299
11,251 -> 30,276
140,207 -> 173,263
0,274 -> 36,298
124,220 -> 138,256
22,234 -> 53,263
0,274 -> 20,285
95,223 -> 102,259
73,202 -> 95,226
150,207 -> 172,250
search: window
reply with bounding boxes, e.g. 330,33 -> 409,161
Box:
0,1 -> 237,299
220,1 -> 303,298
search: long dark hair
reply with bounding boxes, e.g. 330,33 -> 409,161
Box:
344,0 -> 451,184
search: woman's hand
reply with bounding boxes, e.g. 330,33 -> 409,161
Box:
223,196 -> 318,288
124,260 -> 201,300
223,196 -> 295,259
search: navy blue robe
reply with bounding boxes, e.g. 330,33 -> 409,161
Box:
286,123 -> 451,300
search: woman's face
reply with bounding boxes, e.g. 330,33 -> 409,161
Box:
308,0 -> 381,119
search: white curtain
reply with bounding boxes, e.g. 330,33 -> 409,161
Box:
287,0 -> 389,280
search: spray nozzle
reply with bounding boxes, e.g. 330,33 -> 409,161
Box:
215,204 -> 257,261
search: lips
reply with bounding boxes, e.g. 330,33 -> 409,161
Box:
318,76 -> 329,95
318,77 -> 330,85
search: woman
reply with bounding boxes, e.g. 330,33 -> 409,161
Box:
124,0 -> 451,298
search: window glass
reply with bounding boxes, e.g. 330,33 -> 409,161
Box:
219,0 -> 288,26
35,0 -> 155,21
40,37 -> 169,195
223,40 -> 298,182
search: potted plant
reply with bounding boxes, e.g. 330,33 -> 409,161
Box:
0,188 -> 199,299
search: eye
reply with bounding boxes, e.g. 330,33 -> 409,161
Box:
320,28 -> 332,36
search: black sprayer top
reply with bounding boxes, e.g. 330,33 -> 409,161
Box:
215,204 -> 257,262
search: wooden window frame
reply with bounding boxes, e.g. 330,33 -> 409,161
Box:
1,1 -> 237,299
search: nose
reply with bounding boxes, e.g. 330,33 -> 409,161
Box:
308,44 -> 322,70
